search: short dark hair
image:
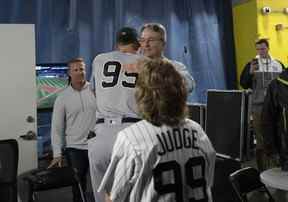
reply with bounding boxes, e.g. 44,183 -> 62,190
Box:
67,57 -> 84,68
255,38 -> 269,48
135,59 -> 188,126
116,27 -> 139,47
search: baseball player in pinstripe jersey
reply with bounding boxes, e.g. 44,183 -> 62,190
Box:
99,59 -> 216,202
88,27 -> 144,202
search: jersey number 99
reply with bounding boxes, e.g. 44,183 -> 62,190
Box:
102,61 -> 137,88
153,156 -> 208,202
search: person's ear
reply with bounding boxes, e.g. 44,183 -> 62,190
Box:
67,67 -> 72,77
161,41 -> 166,48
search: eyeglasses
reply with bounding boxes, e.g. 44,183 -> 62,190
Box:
139,38 -> 163,44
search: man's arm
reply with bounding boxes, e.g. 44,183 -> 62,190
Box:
262,81 -> 278,155
240,62 -> 254,89
50,95 -> 66,158
196,125 -> 216,187
89,57 -> 98,95
275,59 -> 286,70
98,133 -> 138,202
172,61 -> 195,93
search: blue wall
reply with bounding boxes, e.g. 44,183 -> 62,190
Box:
0,0 -> 236,103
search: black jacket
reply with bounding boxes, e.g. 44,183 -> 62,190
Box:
262,68 -> 288,170
240,59 -> 284,109
240,59 -> 285,89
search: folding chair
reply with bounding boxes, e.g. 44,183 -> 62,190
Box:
229,167 -> 275,202
0,139 -> 19,202
24,166 -> 85,202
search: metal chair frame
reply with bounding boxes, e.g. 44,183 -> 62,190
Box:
229,167 -> 275,202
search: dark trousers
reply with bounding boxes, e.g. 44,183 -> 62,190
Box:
65,148 -> 89,202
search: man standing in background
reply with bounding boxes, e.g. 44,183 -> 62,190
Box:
240,38 -> 284,171
139,22 -> 195,93
49,58 -> 96,202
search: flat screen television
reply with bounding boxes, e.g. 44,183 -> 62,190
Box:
36,63 -> 68,158
36,63 -> 69,110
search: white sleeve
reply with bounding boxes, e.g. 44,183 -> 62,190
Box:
197,125 -> 216,187
173,61 -> 195,93
51,95 -> 66,158
89,57 -> 97,92
98,132 -> 139,202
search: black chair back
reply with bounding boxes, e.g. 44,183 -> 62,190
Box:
229,167 -> 275,202
0,139 -> 19,202
25,167 -> 77,191
24,166 -> 85,202
212,154 -> 241,202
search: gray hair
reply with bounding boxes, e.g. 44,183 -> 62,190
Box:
140,23 -> 167,43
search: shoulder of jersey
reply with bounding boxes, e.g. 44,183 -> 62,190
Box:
185,118 -> 202,130
117,52 -> 143,60
161,57 -> 184,67
94,51 -> 118,59
171,60 -> 185,68
119,120 -> 146,134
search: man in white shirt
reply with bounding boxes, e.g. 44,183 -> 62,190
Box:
49,58 -> 97,202
139,22 -> 195,93
240,38 -> 284,171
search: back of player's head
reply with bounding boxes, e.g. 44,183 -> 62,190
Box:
140,23 -> 167,43
116,27 -> 140,47
136,59 -> 188,126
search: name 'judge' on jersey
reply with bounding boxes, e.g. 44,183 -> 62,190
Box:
98,59 -> 216,202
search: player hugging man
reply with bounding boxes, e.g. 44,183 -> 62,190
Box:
99,59 -> 216,202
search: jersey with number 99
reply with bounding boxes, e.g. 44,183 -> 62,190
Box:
98,119 -> 216,202
91,51 -> 143,118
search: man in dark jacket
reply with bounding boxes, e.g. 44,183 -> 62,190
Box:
240,38 -> 284,171
262,68 -> 288,171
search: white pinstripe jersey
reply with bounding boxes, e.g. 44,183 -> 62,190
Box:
90,51 -> 143,118
99,119 -> 216,202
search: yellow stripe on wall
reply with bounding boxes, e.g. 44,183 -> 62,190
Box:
233,0 -> 288,88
